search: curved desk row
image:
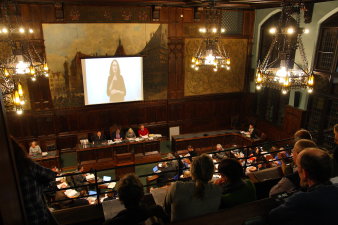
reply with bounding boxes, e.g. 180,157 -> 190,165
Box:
172,130 -> 260,153
76,139 -> 163,176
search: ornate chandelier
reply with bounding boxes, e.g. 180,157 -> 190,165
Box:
0,1 -> 49,114
255,0 -> 314,94
191,9 -> 231,72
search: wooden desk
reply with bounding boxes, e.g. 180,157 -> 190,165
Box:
172,130 -> 256,153
76,138 -> 162,171
31,150 -> 60,169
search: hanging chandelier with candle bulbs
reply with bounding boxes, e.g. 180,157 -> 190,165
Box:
255,0 -> 314,95
0,1 -> 49,114
191,8 -> 231,72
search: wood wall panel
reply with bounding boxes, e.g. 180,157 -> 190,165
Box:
35,113 -> 55,136
283,105 -> 306,137
8,93 -> 252,140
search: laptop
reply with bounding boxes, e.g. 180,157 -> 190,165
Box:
103,176 -> 111,182
89,191 -> 97,196
153,165 -> 160,173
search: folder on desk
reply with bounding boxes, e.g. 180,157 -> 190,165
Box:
86,174 -> 95,181
57,182 -> 68,189
103,176 -> 111,182
65,189 -> 79,198
108,182 -> 116,189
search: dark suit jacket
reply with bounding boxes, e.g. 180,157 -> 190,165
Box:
269,183 -> 338,225
91,134 -> 106,143
111,131 -> 124,140
250,128 -> 258,139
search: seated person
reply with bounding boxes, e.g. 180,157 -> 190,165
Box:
294,129 -> 312,142
103,174 -> 168,225
125,128 -> 136,139
256,155 -> 273,170
157,153 -> 179,185
164,154 -> 222,222
138,124 -> 149,137
66,166 -> 89,191
186,145 -> 197,161
269,139 -> 317,197
248,123 -> 258,139
111,128 -> 124,141
273,148 -> 291,166
214,158 -> 256,208
69,190 -> 90,207
214,144 -> 225,160
29,141 -> 42,156
53,190 -> 73,209
103,191 -> 115,202
92,131 -> 106,144
269,148 -> 338,225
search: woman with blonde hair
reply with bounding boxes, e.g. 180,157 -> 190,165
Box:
125,128 -> 136,139
164,154 -> 222,222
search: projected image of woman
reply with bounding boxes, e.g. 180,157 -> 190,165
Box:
107,60 -> 126,102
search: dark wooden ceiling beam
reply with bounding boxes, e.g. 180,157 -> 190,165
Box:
13,0 -> 335,9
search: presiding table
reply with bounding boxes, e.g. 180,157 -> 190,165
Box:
31,150 -> 60,169
76,138 -> 163,175
171,130 -> 259,153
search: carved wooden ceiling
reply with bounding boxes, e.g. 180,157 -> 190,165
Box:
15,0 -> 334,9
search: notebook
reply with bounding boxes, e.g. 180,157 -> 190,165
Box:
103,176 -> 111,182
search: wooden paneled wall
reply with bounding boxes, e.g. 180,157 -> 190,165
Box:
8,92 -> 253,139
6,3 -> 256,141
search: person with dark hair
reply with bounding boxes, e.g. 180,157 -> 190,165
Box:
269,148 -> 338,225
11,137 -> 57,225
103,174 -> 168,225
214,159 -> 256,208
164,154 -> 222,222
187,145 -> 197,161
106,60 -> 126,102
111,127 -> 124,141
269,139 -> 317,197
66,165 -> 88,192
157,153 -> 179,186
248,123 -> 258,139
293,129 -> 312,142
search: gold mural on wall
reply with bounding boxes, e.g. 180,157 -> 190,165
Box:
43,23 -> 168,108
184,38 -> 247,96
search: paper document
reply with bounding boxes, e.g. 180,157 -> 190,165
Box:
65,189 -> 79,198
150,186 -> 169,206
57,182 -> 68,189
108,182 -> 116,189
86,174 -> 95,181
102,199 -> 125,220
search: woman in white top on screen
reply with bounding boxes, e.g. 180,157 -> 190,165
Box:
164,154 -> 222,222
29,141 -> 42,156
106,60 -> 126,102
